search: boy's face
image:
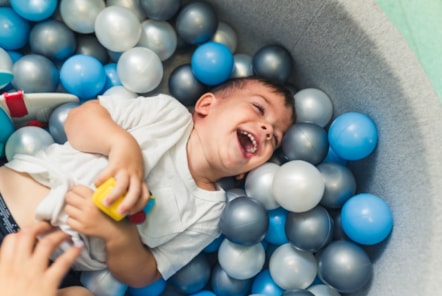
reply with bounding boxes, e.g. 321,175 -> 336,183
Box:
193,80 -> 293,179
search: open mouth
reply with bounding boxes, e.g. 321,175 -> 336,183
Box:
238,129 -> 258,155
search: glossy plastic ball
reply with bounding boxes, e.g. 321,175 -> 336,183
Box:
252,44 -> 293,83
265,207 -> 289,245
59,0 -> 105,34
5,126 -> 54,161
138,19 -> 177,61
107,0 -> 146,21
317,162 -> 356,208
127,277 -> 166,296
103,63 -> 122,91
48,102 -> 80,144
285,205 -> 333,252
0,48 -> 13,88
212,21 -> 238,53
10,0 -> 57,21
95,6 -> 141,52
219,196 -> 268,245
224,188 -> 247,202
251,269 -> 284,296
117,47 -> 163,93
191,41 -> 234,86
272,160 -> 325,213
294,88 -> 334,127
218,239 -> 265,280
80,269 -> 128,296
60,54 -> 106,101
75,34 -> 109,64
281,122 -> 329,165
0,109 -> 14,158
29,20 -> 76,61
328,112 -> 378,161
282,290 -> 315,296
341,193 -> 394,245
139,0 -> 180,21
211,264 -> 252,296
269,243 -> 317,290
175,1 -> 218,44
0,7 -> 30,50
317,240 -> 372,293
12,54 -> 59,92
169,253 -> 211,294
168,64 -> 207,107
307,284 -> 341,296
245,162 -> 280,210
231,53 -> 253,78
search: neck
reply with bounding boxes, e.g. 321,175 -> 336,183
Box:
187,127 -> 218,191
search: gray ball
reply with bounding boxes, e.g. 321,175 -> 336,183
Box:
49,102 -> 80,144
283,290 -> 315,296
285,205 -> 333,252
138,19 -> 177,61
140,0 -> 180,20
281,122 -> 329,165
252,44 -> 293,83
169,252 -> 211,294
175,1 -> 218,44
318,240 -> 373,293
219,196 -> 268,246
231,53 -> 253,78
294,88 -> 334,128
317,162 -> 357,208
76,34 -> 109,64
225,188 -> 247,202
29,19 -> 76,61
5,126 -> 54,161
12,54 -> 59,92
168,64 -> 206,106
211,264 -> 252,296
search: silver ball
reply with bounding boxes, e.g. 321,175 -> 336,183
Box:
12,54 -> 59,92
138,19 -> 177,61
5,126 -> 54,161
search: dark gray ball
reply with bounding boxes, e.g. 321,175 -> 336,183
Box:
49,102 -> 80,144
252,44 -> 293,83
169,252 -> 211,294
318,240 -> 373,293
211,264 -> 252,296
285,205 -> 333,252
318,162 -> 357,208
76,34 -> 109,64
282,290 -> 315,296
12,54 -> 59,92
168,64 -> 206,106
140,0 -> 181,20
219,197 -> 268,246
175,1 -> 218,44
281,122 -> 329,165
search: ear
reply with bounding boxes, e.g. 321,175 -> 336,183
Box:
194,93 -> 216,118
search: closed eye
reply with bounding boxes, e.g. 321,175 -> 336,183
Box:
253,103 -> 265,115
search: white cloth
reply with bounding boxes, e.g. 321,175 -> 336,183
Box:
6,94 -> 226,279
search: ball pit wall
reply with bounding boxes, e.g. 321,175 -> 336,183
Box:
201,0 -> 442,294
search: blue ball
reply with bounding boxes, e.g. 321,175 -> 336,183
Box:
127,277 -> 166,296
0,109 -> 15,158
60,54 -> 106,101
191,41 -> 234,86
0,7 -> 30,50
10,0 -> 57,21
328,112 -> 378,160
103,63 -> 122,92
265,207 -> 289,245
251,269 -> 284,296
341,193 -> 393,245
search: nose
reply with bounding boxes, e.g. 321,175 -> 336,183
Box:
261,123 -> 273,140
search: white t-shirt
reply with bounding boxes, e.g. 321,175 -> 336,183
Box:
6,94 -> 226,280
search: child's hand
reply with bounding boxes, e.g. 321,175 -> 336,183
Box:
94,144 -> 151,216
65,185 -> 117,239
0,221 -> 82,296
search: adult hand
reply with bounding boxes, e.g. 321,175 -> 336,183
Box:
0,221 -> 82,296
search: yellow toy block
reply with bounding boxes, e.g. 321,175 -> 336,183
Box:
92,177 -> 126,221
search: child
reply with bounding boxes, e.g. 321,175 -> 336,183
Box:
0,76 -> 296,287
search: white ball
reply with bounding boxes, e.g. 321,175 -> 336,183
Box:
60,0 -> 105,34
272,160 -> 325,212
117,47 -> 163,93
245,162 -> 280,210
5,126 -> 54,161
217,239 -> 265,280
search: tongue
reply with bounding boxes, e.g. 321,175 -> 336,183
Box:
238,132 -> 254,153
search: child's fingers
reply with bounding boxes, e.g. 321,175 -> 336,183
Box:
119,176 -> 145,214
33,228 -> 72,267
46,244 -> 82,284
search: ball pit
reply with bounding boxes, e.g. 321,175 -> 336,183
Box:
0,1 -> 441,295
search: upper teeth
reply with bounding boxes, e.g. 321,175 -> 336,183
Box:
240,130 -> 257,153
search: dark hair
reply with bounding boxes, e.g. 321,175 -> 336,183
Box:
209,76 -> 296,123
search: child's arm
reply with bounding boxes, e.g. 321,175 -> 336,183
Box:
65,185 -> 161,287
64,100 -> 149,215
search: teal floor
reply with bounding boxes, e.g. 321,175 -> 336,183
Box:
375,0 -> 442,102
